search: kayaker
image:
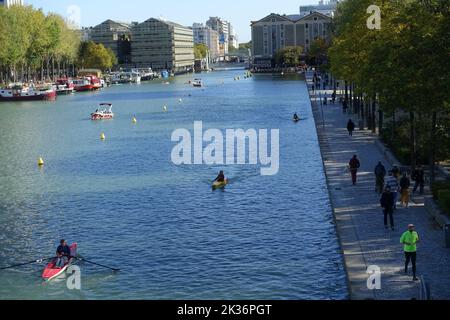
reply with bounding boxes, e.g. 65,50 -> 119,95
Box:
293,113 -> 300,121
214,171 -> 225,183
56,240 -> 71,268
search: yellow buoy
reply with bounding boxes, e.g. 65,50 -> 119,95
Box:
100,133 -> 106,140
38,157 -> 44,166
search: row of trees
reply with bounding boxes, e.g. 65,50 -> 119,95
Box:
0,5 -> 118,84
273,39 -> 329,67
328,0 -> 450,180
0,5 -> 80,83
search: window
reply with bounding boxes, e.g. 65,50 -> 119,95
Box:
281,32 -> 284,38
305,23 -> 309,29
280,24 -> 284,30
271,18 -> 276,22
306,39 -> 309,44
281,40 -> 285,46
314,17 -> 318,21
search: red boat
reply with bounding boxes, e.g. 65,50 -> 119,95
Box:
91,103 -> 114,120
42,243 -> 78,281
0,84 -> 57,102
73,76 -> 102,92
54,78 -> 75,95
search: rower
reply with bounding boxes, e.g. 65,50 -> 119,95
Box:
56,239 -> 71,268
214,171 -> 226,183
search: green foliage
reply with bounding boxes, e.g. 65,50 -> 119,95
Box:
0,5 -> 81,80
432,181 -> 450,200
194,43 -> 208,60
78,41 -> 116,71
437,190 -> 450,216
329,0 -> 450,166
308,38 -> 329,66
274,46 -> 303,67
239,42 -> 251,50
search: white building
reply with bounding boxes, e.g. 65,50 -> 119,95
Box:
192,23 -> 220,59
299,0 -> 339,18
0,0 -> 24,7
206,17 -> 230,55
228,23 -> 238,49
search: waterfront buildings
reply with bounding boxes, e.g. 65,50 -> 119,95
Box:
131,18 -> 194,72
192,23 -> 220,59
206,17 -> 230,55
299,0 -> 339,18
251,12 -> 333,67
0,0 -> 23,7
228,23 -> 238,49
88,20 -> 133,65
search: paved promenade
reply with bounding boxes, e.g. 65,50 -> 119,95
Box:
306,71 -> 450,300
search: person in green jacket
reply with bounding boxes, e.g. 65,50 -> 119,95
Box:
400,224 -> 420,281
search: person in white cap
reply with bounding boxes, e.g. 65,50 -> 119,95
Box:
400,224 -> 420,281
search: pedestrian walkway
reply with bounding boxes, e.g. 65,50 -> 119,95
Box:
306,71 -> 450,300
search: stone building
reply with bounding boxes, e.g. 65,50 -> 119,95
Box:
251,12 -> 333,67
89,20 -> 132,65
131,18 -> 194,72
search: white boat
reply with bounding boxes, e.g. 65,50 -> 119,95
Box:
192,79 -> 203,87
91,103 -> 114,120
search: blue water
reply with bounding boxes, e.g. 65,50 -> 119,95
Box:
0,71 -> 347,300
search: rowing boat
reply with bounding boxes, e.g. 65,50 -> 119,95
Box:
212,179 -> 228,190
42,243 -> 77,281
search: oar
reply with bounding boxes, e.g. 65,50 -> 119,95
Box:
0,257 -> 56,271
74,257 -> 120,272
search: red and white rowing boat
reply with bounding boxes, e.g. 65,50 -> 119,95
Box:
42,243 -> 78,281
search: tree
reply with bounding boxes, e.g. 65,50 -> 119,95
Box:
274,46 -> 303,67
194,43 -> 208,59
78,41 -> 117,71
308,38 -> 329,67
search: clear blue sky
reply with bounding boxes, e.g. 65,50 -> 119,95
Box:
26,0 -> 317,42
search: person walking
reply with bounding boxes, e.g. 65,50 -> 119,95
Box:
343,100 -> 349,114
385,172 -> 400,210
380,187 -> 395,230
349,155 -> 361,186
400,173 -> 411,208
412,166 -> 425,195
400,224 -> 420,281
347,119 -> 355,136
391,165 -> 401,180
374,161 -> 387,194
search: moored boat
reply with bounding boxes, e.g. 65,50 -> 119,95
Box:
91,103 -> 114,120
42,243 -> 78,281
73,76 -> 102,92
54,78 -> 75,95
0,84 -> 56,102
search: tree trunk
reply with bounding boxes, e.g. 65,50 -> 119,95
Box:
410,111 -> 416,168
430,111 -> 437,184
345,81 -> 349,103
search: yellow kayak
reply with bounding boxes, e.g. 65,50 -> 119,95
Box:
212,179 -> 228,190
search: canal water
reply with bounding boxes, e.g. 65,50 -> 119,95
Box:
0,71 -> 347,300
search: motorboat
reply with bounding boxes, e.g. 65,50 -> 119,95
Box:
91,103 -> 114,120
0,83 -> 56,101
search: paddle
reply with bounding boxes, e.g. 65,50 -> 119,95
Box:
74,257 -> 120,272
0,257 -> 56,271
